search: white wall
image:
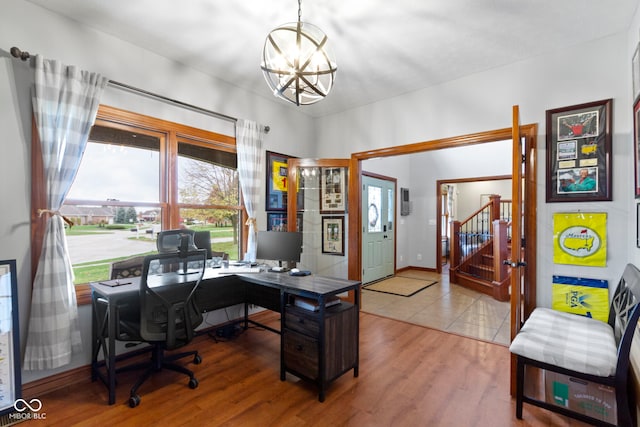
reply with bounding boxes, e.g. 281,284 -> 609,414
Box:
317,31 -> 633,309
454,179 -> 512,221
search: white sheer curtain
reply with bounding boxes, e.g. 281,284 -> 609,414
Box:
236,119 -> 266,262
23,56 -> 107,370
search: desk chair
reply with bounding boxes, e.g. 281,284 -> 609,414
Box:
118,246 -> 207,408
109,255 -> 145,279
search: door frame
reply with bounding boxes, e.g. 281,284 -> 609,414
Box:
361,171 -> 397,282
435,175 -> 512,273
347,124 -> 537,312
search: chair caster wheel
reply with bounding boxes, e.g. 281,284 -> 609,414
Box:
129,394 -> 141,408
189,378 -> 199,389
193,354 -> 202,364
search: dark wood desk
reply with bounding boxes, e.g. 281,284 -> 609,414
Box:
91,269 -> 360,404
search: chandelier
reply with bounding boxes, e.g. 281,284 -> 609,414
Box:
260,0 -> 337,106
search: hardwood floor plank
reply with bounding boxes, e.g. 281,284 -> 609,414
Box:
22,311 -> 591,426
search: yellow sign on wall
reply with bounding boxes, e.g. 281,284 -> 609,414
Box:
552,275 -> 609,322
271,159 -> 288,192
553,212 -> 606,267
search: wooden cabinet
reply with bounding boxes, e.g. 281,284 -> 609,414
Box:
282,300 -> 358,401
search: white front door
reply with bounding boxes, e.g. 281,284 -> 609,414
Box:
362,175 -> 395,284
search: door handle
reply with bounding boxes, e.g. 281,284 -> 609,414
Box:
503,259 -> 527,268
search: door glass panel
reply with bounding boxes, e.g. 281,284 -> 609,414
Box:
367,185 -> 382,232
295,165 -> 348,278
387,188 -> 394,231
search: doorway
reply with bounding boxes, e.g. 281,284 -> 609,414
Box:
348,123 -> 537,306
361,173 -> 396,284
437,176 -> 512,269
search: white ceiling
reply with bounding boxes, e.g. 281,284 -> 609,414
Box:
26,0 -> 638,117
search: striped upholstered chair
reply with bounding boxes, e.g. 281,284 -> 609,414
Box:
509,263 -> 640,427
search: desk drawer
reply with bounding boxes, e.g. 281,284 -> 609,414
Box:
285,308 -> 320,336
283,330 -> 318,379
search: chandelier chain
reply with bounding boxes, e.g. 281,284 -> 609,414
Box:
298,0 -> 302,23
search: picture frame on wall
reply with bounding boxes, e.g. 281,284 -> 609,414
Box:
634,99 -> 640,198
320,167 -> 346,213
322,216 -> 344,255
634,42 -> 640,103
637,204 -> 640,248
266,151 -> 294,211
267,212 -> 303,232
545,99 -> 612,203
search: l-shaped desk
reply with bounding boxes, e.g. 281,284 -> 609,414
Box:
91,268 -> 361,404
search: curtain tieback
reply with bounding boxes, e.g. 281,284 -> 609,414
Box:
38,209 -> 74,228
245,217 -> 257,228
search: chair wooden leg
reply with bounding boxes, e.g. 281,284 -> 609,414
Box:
515,356 -> 524,420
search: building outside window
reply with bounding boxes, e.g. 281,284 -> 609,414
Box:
56,107 -> 243,286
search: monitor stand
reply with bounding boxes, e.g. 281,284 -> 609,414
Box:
269,260 -> 289,273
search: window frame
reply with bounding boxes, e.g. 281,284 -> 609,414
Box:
31,105 -> 246,305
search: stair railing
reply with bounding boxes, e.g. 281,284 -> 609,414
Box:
450,195 -> 511,286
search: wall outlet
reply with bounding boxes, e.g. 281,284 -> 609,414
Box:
400,254 -> 404,262
417,253 -> 422,260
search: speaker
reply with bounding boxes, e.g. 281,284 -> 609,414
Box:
400,187 -> 410,216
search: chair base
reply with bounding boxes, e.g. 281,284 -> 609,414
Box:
515,356 -> 634,427
119,343 -> 201,408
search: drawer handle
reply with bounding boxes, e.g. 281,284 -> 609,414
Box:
296,344 -> 303,351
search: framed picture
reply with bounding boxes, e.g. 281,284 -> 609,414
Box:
266,151 -> 294,211
322,216 -> 344,255
634,43 -> 640,103
0,260 -> 21,417
637,204 -> 640,248
634,99 -> 640,198
320,167 -> 347,213
267,212 -> 303,232
545,99 -> 612,203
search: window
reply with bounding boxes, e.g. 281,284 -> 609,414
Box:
32,105 -> 244,304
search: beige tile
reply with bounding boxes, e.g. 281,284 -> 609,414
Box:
361,268 -> 511,345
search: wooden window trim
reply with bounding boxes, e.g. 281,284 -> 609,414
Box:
31,105 -> 240,306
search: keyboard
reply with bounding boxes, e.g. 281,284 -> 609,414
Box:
219,267 -> 261,274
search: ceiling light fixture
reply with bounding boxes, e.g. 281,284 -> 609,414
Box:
261,0 -> 337,106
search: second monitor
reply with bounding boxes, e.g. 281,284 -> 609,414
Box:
256,231 -> 303,272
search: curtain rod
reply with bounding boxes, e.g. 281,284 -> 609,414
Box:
9,46 -> 270,133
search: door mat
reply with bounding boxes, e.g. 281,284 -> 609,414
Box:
364,276 -> 437,297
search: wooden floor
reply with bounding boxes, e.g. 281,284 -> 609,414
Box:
22,311 -> 590,426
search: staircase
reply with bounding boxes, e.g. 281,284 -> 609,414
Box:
449,195 -> 511,302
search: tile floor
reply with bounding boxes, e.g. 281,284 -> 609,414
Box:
361,267 -> 511,346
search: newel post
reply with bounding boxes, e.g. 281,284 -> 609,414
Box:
450,220 -> 461,283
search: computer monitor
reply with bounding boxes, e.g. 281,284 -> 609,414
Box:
256,231 -> 303,268
193,231 -> 213,259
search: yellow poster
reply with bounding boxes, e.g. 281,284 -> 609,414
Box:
553,212 -> 606,267
271,160 -> 288,192
552,276 -> 609,322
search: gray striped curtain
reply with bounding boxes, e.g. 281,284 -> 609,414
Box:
24,56 -> 107,370
236,119 -> 265,262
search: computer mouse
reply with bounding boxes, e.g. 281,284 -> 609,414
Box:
291,268 -> 300,273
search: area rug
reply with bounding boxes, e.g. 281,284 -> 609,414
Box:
364,276 -> 437,297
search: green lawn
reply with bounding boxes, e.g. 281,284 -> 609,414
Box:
71,226 -> 238,284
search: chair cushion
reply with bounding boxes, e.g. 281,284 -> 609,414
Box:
509,307 -> 617,377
